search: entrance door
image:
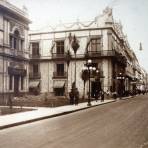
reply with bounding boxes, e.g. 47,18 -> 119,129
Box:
14,76 -> 19,96
91,81 -> 101,98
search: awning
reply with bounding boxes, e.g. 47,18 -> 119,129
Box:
29,81 -> 40,88
53,81 -> 65,88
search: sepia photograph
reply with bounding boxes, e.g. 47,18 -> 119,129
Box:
0,0 -> 148,147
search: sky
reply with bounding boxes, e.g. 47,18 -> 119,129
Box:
8,0 -> 148,72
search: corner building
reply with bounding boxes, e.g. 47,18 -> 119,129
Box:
29,7 -> 140,98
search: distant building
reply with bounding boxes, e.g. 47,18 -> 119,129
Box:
0,0 -> 30,103
29,7 -> 143,98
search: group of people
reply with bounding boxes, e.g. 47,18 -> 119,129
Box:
69,87 -> 145,105
94,90 -> 105,102
69,88 -> 79,105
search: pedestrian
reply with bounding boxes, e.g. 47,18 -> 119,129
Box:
74,88 -> 79,105
94,90 -> 99,102
69,90 -> 74,105
100,90 -> 104,102
106,90 -> 110,99
113,91 -> 117,100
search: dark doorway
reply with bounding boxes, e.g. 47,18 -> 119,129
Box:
14,76 -> 19,96
91,81 -> 101,98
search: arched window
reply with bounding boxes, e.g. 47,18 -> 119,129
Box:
14,30 -> 20,50
10,29 -> 24,51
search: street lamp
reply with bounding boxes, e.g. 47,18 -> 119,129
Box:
83,59 -> 96,106
117,73 -> 125,98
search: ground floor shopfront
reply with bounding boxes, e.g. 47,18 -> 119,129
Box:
0,57 -> 29,104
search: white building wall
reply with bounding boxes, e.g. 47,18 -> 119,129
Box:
40,62 -> 54,93
42,39 -> 52,57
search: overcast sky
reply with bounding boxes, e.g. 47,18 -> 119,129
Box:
8,0 -> 148,72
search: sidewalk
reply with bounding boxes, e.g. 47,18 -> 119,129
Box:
0,99 -> 115,130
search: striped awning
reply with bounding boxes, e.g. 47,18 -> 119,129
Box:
53,81 -> 65,88
29,81 -> 40,88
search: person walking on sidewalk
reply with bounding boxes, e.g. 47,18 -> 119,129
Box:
74,88 -> 79,105
112,91 -> 117,100
100,90 -> 104,102
69,90 -> 74,105
94,89 -> 99,102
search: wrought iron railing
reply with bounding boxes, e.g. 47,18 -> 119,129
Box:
29,72 -> 41,79
53,71 -> 67,78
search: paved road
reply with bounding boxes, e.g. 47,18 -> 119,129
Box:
0,95 -> 148,148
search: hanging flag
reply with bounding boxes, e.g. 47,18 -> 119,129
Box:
50,41 -> 55,54
139,42 -> 143,51
68,33 -> 72,44
85,37 -> 91,51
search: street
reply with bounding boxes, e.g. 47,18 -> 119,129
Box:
0,95 -> 148,148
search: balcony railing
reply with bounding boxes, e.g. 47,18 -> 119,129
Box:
0,47 -> 29,59
86,50 -> 116,58
30,54 -> 41,59
53,72 -> 67,79
52,53 -> 66,59
29,72 -> 41,79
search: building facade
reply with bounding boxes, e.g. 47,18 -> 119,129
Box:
0,0 -> 30,103
29,7 -> 144,98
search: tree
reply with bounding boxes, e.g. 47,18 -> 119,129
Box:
81,70 -> 89,99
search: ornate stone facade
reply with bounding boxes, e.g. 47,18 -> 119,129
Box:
0,0 -> 30,103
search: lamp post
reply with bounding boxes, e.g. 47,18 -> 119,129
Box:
117,72 -> 125,98
83,59 -> 96,106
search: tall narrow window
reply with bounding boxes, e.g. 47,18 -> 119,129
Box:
57,64 -> 64,76
14,30 -> 20,50
91,38 -> 101,51
33,64 -> 39,74
56,41 -> 64,54
9,75 -> 12,90
32,42 -> 39,56
10,35 -> 13,48
21,76 -> 24,90
21,40 -> 24,51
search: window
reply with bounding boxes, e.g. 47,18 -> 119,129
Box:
56,64 -> 64,76
9,29 -> 24,51
10,35 -> 13,48
56,41 -> 64,54
14,30 -> 20,50
21,76 -> 24,90
33,64 -> 39,74
32,42 -> 40,56
21,40 -> 24,51
9,75 -> 12,90
91,38 -> 101,51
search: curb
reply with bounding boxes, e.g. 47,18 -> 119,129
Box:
0,100 -> 115,130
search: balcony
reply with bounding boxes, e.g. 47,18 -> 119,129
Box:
53,72 -> 67,79
0,47 -> 29,60
30,54 -> 41,59
52,53 -> 66,59
86,50 -> 116,58
29,72 -> 41,79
